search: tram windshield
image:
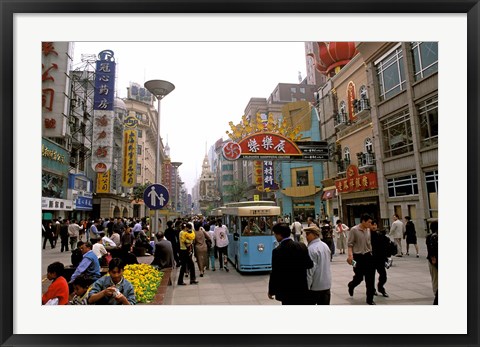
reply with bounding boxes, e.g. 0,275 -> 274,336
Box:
241,216 -> 275,236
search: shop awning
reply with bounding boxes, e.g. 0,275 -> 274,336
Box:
321,188 -> 337,201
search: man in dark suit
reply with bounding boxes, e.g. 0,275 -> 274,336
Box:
268,223 -> 314,305
151,231 -> 174,270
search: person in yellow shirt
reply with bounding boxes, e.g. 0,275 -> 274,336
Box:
177,223 -> 198,285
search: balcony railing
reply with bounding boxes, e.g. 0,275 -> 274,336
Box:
337,159 -> 350,173
353,98 -> 371,116
357,151 -> 375,168
334,111 -> 350,128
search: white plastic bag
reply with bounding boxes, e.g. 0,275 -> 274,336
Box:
44,298 -> 59,305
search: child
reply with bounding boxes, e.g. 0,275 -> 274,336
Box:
87,258 -> 136,305
69,274 -> 93,305
42,262 -> 69,305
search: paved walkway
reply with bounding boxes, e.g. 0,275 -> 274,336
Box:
164,237 -> 435,305
42,237 -> 435,305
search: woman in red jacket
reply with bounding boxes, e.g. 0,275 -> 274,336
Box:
42,261 -> 69,305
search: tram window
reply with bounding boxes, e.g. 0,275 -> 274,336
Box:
243,217 -> 262,236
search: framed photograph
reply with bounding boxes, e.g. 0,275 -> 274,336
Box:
1,1 -> 479,346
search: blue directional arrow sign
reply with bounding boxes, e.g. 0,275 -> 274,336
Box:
143,184 -> 169,210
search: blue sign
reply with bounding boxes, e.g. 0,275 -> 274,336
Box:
75,196 -> 93,210
143,184 -> 169,210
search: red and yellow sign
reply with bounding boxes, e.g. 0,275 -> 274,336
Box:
335,165 -> 378,193
96,170 -> 111,193
237,132 -> 302,159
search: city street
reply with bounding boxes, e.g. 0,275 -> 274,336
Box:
42,237 -> 435,305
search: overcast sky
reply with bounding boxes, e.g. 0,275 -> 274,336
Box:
72,41 -> 309,192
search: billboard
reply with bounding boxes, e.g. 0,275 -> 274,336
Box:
91,50 -> 116,173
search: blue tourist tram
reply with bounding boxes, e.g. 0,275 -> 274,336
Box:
221,201 -> 281,272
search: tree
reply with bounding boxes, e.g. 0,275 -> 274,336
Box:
132,182 -> 151,202
224,180 -> 249,202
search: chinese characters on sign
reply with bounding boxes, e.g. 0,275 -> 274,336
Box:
41,42 -> 71,138
91,50 -> 116,173
96,171 -> 111,193
233,132 -> 303,160
122,119 -> 137,187
334,165 -> 378,193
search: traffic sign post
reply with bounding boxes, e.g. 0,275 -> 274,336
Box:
143,184 -> 170,210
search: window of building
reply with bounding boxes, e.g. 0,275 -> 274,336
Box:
292,97 -> 297,102
387,174 -> 418,197
136,164 -> 142,175
381,110 -> 413,158
364,138 -> 373,152
137,129 -> 142,138
222,174 -> 233,181
360,85 -> 368,99
290,87 -> 296,93
296,170 -> 309,187
344,147 -> 351,162
376,46 -> 406,101
417,96 -> 438,148
137,145 -> 142,155
425,170 -> 438,218
411,42 -> 438,81
339,101 -> 347,115
300,87 -> 306,94
222,164 -> 233,171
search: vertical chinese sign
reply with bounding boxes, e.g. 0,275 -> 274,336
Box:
347,81 -> 356,122
96,171 -> 111,193
42,42 -> 72,137
122,116 -> 138,187
262,161 -> 279,191
91,50 -> 116,173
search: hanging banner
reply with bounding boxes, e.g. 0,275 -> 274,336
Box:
96,171 -> 111,193
42,42 -> 72,138
122,118 -> 137,187
91,50 -> 116,173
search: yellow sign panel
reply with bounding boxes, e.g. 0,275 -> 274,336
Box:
96,171 -> 111,193
122,129 -> 137,187
254,194 -> 260,201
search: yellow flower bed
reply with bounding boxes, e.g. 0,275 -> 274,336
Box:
123,264 -> 164,303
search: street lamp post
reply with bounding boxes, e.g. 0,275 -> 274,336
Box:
171,162 -> 182,215
144,80 -> 175,237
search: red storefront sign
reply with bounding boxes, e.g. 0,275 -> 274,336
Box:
335,165 -> 378,193
237,132 -> 302,158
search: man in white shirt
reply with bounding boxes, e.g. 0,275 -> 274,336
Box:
99,232 -> 117,248
290,217 -> 303,242
214,219 -> 229,272
92,237 -> 108,259
389,214 -> 404,257
304,225 -> 332,305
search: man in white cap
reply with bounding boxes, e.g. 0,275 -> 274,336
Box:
304,225 -> 332,305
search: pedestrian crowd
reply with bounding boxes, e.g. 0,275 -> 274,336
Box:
42,213 -> 438,306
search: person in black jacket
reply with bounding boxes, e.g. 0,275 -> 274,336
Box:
370,220 -> 391,298
164,220 -> 180,267
268,223 -> 314,305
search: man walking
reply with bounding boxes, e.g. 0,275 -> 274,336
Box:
389,214 -> 404,257
290,217 -> 303,242
304,225 -> 332,305
268,223 -> 313,305
346,213 -> 376,305
370,220 -> 390,298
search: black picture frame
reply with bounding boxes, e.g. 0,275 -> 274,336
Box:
1,1 -> 479,347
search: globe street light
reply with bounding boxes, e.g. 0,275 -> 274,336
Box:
171,162 -> 182,215
144,80 -> 175,237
